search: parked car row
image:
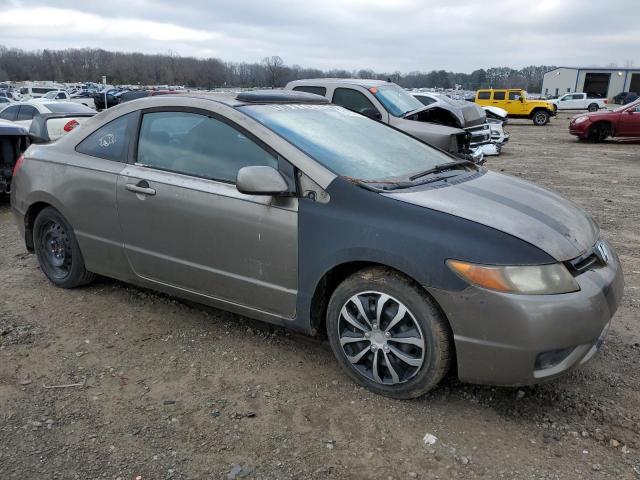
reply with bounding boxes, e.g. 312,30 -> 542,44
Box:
8,89 -> 624,400
93,89 -> 175,110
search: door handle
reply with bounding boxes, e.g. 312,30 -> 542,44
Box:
125,180 -> 156,196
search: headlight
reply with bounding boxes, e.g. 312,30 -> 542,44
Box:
446,260 -> 580,295
574,116 -> 589,124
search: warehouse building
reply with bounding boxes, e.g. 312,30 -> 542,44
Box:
541,66 -> 640,99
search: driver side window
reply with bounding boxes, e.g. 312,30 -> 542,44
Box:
137,111 -> 278,183
332,88 -> 378,115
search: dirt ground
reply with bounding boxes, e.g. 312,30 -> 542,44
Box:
0,112 -> 639,480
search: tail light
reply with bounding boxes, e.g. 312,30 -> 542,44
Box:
63,119 -> 80,132
12,154 -> 25,176
604,99 -> 608,104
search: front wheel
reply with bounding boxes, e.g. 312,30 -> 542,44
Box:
532,110 -> 550,126
588,103 -> 599,112
588,122 -> 611,143
33,207 -> 95,288
326,267 -> 452,399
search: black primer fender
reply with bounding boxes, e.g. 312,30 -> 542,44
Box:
295,176 -> 555,331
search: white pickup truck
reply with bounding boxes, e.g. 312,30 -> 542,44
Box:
550,93 -> 608,112
31,90 -> 96,109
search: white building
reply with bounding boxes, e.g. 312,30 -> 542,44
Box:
542,67 -> 640,99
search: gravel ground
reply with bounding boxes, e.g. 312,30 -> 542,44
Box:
0,112 -> 639,479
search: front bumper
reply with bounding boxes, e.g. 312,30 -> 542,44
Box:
429,241 -> 624,386
569,119 -> 590,137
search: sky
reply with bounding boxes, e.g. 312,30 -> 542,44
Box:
0,0 -> 638,73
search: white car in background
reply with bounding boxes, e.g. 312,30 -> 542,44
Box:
550,93 -> 608,112
0,101 -> 95,141
32,89 -> 96,109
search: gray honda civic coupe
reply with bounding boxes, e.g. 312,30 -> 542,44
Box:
10,90 -> 624,399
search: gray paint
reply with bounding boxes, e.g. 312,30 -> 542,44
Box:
236,165 -> 289,195
430,241 -> 624,385
10,92 -> 624,388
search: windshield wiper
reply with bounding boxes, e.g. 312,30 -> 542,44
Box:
409,160 -> 476,181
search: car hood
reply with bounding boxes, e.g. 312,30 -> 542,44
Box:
572,110 -> 615,120
384,170 -> 598,262
456,102 -> 485,127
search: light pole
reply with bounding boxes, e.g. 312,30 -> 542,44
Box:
102,75 -> 107,111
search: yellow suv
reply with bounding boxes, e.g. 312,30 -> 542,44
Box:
475,89 -> 556,125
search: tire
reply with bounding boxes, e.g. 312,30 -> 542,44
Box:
33,207 -> 95,288
532,110 -> 550,126
588,103 -> 599,112
326,267 -> 452,399
588,122 -> 611,143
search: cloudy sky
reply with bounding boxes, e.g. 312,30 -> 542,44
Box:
0,0 -> 638,72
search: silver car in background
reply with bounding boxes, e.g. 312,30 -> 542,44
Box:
412,91 -> 509,155
11,90 -> 623,399
285,79 -> 484,162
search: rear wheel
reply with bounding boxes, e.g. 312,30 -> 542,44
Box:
326,267 -> 452,399
587,103 -> 599,112
33,207 -> 95,288
532,110 -> 550,126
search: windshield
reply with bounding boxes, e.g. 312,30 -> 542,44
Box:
371,84 -> 424,117
240,104 -> 453,181
43,91 -> 59,99
44,102 -> 94,113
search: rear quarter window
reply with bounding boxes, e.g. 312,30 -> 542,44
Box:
0,105 -> 19,121
477,91 -> 491,100
75,112 -> 137,162
292,86 -> 327,97
17,105 -> 38,121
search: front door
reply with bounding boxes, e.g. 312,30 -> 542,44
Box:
505,90 -> 527,115
116,109 -> 299,318
617,104 -> 640,136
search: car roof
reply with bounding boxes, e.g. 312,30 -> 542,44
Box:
153,89 -> 331,107
288,78 -> 392,88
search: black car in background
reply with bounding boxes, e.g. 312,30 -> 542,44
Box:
0,119 -> 29,195
612,91 -> 639,105
93,89 -> 125,110
93,89 -> 176,110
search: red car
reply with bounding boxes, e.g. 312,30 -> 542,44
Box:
570,99 -> 640,142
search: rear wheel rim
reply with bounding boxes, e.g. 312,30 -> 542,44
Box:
38,220 -> 72,280
337,291 -> 425,385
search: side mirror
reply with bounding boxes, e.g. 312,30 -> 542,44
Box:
519,97 -> 524,102
361,108 -> 382,120
236,165 -> 289,196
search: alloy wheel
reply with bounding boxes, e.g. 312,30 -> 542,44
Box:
534,112 -> 548,125
337,291 -> 425,385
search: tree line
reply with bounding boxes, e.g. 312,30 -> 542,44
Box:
0,46 -> 554,92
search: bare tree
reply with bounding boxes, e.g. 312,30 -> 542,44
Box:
261,55 -> 285,87
0,45 -> 557,92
